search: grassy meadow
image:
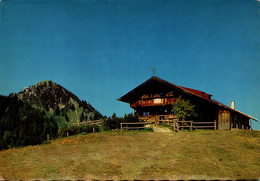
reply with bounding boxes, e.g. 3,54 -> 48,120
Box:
0,130 -> 259,180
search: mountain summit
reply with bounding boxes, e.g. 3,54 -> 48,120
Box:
17,80 -> 103,123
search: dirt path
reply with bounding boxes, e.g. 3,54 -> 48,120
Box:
0,174 -> 5,180
152,125 -> 172,133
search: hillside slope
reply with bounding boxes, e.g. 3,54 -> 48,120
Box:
0,81 -> 103,150
0,130 -> 259,180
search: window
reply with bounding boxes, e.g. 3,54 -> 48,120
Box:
154,98 -> 163,104
159,115 -> 165,120
143,112 -> 149,116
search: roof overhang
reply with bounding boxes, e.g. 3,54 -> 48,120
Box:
118,76 -> 212,103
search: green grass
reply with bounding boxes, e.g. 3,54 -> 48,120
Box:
0,130 -> 259,180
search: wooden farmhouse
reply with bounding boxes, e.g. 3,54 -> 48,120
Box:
118,76 -> 257,130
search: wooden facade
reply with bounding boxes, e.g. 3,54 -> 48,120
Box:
118,76 -> 257,130
218,109 -> 231,129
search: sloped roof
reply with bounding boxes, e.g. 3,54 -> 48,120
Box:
118,76 -> 257,121
210,99 -> 257,121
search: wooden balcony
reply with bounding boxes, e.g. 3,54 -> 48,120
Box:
131,97 -> 177,108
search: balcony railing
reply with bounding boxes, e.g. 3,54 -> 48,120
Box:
131,98 -> 177,108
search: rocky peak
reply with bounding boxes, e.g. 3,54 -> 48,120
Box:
15,80 -> 103,121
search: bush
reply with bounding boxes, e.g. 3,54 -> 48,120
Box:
172,96 -> 197,121
123,113 -> 142,127
58,124 -> 100,137
123,113 -> 140,123
102,113 -> 143,130
79,124 -> 100,133
102,113 -> 121,130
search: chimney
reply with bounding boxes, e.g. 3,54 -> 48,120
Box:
231,100 -> 235,109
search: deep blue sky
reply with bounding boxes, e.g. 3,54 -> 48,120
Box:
0,0 -> 259,129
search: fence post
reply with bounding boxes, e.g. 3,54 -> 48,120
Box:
120,123 -> 123,132
190,121 -> 193,131
93,127 -> 95,133
66,132 -> 69,137
242,125 -> 244,130
47,134 -> 49,141
214,120 -> 217,130
173,121 -> 176,132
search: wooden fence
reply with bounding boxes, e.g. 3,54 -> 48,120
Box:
172,121 -> 193,132
120,122 -> 152,132
71,120 -> 217,132
71,120 -> 102,126
172,120 -> 217,131
119,120 -> 217,132
192,121 -> 217,130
